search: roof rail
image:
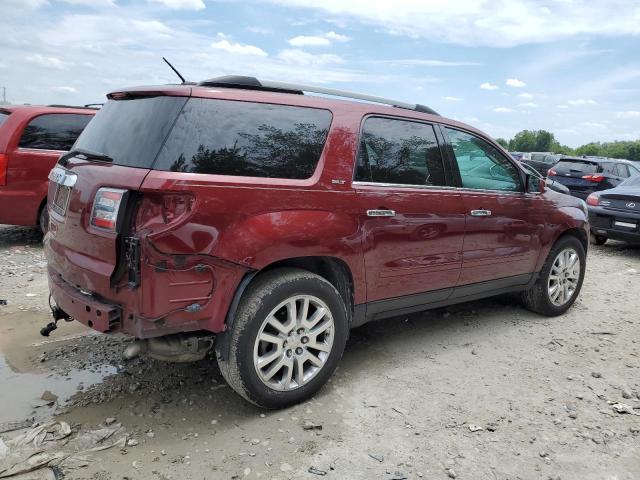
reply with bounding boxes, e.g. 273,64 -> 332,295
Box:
47,104 -> 101,110
198,75 -> 440,116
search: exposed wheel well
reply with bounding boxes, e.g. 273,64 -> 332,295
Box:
557,228 -> 588,253
37,198 -> 47,225
259,257 -> 354,320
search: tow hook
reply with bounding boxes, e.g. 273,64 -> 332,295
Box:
40,306 -> 71,337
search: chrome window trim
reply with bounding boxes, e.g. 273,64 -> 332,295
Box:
352,180 -> 457,191
17,147 -> 68,153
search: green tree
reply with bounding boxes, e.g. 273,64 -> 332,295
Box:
495,138 -> 508,149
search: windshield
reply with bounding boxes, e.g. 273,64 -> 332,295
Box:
621,174 -> 640,187
73,96 -> 188,169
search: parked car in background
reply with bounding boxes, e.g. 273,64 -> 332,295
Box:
547,157 -> 639,200
45,76 -> 589,408
509,151 -> 524,161
0,105 -> 97,232
522,153 -> 561,177
587,174 -> 640,245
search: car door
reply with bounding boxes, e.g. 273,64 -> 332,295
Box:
353,116 -> 465,307
6,113 -> 92,224
441,126 -> 545,289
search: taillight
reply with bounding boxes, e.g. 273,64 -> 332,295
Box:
582,174 -> 604,182
547,169 -> 557,177
0,153 -> 8,186
90,188 -> 127,231
586,193 -> 600,206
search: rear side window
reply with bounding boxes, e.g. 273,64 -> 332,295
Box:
354,117 -> 446,186
613,163 -> 630,178
19,114 -> 92,151
154,99 -> 332,179
0,111 -> 9,126
555,160 -> 601,175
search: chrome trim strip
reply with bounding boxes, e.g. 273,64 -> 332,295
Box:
352,181 -> 457,191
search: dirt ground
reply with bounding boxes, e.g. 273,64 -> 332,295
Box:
0,224 -> 639,480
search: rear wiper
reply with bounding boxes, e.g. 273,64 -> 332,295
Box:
72,147 -> 113,163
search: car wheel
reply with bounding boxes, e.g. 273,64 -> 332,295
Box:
38,204 -> 49,235
592,234 -> 607,246
216,268 -> 349,409
521,235 -> 586,316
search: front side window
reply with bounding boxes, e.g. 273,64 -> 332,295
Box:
445,128 -> 521,192
355,117 -> 446,186
19,113 -> 92,151
154,99 -> 332,179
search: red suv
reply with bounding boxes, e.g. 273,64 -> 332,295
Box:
44,77 -> 589,408
0,105 -> 96,232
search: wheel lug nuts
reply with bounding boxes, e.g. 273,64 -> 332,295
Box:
297,328 -> 304,334
295,347 -> 303,355
301,337 -> 309,344
286,349 -> 292,357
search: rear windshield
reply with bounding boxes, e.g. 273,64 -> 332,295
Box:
554,160 -> 601,174
74,96 -> 188,169
0,111 -> 9,126
621,175 -> 640,187
75,96 -> 332,179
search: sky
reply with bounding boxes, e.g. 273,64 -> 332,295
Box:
2,0 -> 640,147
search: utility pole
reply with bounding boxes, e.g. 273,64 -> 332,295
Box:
0,87 -> 6,105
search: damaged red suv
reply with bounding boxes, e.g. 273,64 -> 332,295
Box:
45,76 -> 589,408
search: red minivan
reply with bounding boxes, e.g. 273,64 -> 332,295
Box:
44,77 -> 589,408
0,105 -> 96,232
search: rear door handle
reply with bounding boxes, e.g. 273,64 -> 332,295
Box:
367,209 -> 396,217
470,209 -> 492,217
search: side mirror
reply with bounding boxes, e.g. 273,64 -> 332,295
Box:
526,174 -> 545,193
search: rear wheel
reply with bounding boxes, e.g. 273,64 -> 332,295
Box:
38,204 -> 49,235
216,268 -> 348,409
521,235 -> 586,316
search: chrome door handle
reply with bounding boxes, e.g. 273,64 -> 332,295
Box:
367,209 -> 396,217
470,209 -> 492,217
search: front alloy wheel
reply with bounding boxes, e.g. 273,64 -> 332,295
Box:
254,295 -> 334,391
547,248 -> 580,306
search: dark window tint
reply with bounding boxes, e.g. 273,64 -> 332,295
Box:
355,117 -> 445,186
19,114 -> 92,151
74,96 -> 188,169
0,111 -> 9,126
613,163 -> 630,178
554,160 -> 601,175
154,99 -> 331,179
445,128 -> 521,191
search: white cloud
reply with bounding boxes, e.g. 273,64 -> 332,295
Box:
288,35 -> 331,47
557,105 -> 569,109
51,86 -> 77,93
567,99 -> 597,106
211,38 -> 268,56
288,31 -> 350,47
518,102 -> 538,107
506,78 -> 526,88
25,54 -> 66,70
376,59 -> 480,67
582,122 -> 606,128
443,96 -> 462,101
493,107 -> 515,113
518,92 -> 534,99
616,111 -> 640,119
277,49 -> 345,66
324,31 -> 350,42
148,0 -> 206,10
267,0 -> 640,47
61,0 -> 116,5
5,0 -> 47,8
480,82 -> 499,90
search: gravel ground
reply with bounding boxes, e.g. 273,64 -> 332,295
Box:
0,224 -> 639,480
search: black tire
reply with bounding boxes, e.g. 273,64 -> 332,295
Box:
521,235 -> 586,316
215,268 -> 349,409
592,234 -> 607,246
38,204 -> 49,235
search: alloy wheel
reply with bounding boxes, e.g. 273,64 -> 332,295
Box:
253,295 -> 334,391
547,247 -> 580,307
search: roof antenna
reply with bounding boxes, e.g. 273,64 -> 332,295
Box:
162,57 -> 187,84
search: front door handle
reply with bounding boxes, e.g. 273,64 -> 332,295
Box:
470,209 -> 492,217
367,209 -> 396,217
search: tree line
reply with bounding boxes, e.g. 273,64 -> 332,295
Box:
495,130 -> 640,162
